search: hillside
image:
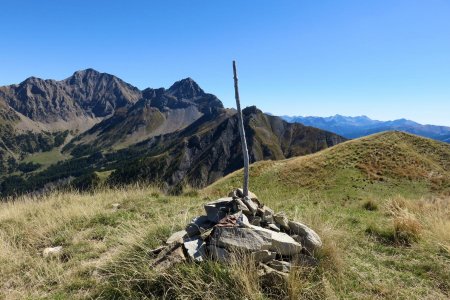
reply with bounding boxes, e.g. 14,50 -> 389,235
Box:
0,131 -> 448,299
281,114 -> 450,142
207,131 -> 450,199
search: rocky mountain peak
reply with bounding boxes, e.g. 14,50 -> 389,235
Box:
167,77 -> 205,99
66,68 -> 108,85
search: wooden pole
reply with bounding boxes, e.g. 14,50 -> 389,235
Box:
233,60 -> 249,197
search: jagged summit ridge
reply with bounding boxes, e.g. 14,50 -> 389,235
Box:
167,77 -> 205,99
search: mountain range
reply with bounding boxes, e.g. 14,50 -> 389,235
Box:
0,69 -> 345,196
280,115 -> 450,143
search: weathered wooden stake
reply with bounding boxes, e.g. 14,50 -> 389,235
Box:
233,60 -> 249,197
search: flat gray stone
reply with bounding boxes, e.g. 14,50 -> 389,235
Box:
210,226 -> 272,252
248,225 -> 302,256
204,197 -> 237,223
183,237 -> 206,262
289,221 -> 322,253
185,215 -> 214,237
267,223 -> 281,232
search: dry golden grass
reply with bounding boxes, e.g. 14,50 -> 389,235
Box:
0,185 -> 204,299
387,196 -> 450,249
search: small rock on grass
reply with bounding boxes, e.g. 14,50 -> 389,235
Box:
43,246 -> 63,258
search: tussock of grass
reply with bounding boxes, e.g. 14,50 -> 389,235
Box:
362,199 -> 378,211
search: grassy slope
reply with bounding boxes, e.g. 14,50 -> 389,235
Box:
205,131 -> 450,298
0,131 -> 449,299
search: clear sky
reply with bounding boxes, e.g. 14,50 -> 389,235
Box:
1,0 -> 449,125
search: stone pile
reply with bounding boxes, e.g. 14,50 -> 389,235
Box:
150,189 -> 322,279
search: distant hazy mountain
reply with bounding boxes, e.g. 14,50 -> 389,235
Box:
280,114 -> 450,142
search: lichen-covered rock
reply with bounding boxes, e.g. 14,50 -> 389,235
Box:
258,263 -> 288,289
248,215 -> 262,226
233,198 -> 251,214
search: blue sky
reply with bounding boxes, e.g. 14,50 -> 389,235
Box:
1,0 -> 449,125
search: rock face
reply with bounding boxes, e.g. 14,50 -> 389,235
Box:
151,188 -> 323,276
68,78 -> 224,150
0,69 -> 142,126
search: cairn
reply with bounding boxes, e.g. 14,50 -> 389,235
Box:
150,188 -> 322,280
150,63 -> 321,280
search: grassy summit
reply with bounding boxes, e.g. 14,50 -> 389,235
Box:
0,131 -> 449,299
